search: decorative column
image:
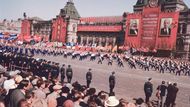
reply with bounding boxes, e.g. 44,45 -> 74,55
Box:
113,37 -> 116,46
93,37 -> 96,44
86,36 -> 89,45
105,36 -> 109,46
80,36 -> 83,45
99,37 -> 102,46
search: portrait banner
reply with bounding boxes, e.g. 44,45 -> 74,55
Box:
160,18 -> 172,36
129,19 -> 139,35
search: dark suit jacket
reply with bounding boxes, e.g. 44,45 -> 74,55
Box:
109,75 -> 115,86
86,71 -> 92,81
9,89 -> 25,107
129,29 -> 138,35
144,81 -> 153,95
160,28 -> 171,35
66,67 -> 73,77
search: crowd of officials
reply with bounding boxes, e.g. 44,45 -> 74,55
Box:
0,43 -> 182,107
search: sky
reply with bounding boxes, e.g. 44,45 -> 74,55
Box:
0,0 -> 190,20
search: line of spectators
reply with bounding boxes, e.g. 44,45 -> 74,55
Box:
0,70 -> 148,107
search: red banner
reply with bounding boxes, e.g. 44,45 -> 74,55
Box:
125,6 -> 179,51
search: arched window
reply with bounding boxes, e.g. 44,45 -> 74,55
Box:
72,24 -> 77,32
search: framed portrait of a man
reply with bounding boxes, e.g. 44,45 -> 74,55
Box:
129,19 -> 139,35
160,18 -> 172,36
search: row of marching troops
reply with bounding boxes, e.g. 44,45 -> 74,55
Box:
2,43 -> 190,77
0,44 -> 125,67
0,45 -> 68,57
125,55 -> 190,76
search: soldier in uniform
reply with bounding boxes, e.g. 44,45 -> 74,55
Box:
98,56 -> 103,64
64,52 -> 67,58
86,68 -> 92,88
159,63 -> 165,74
109,72 -> 116,94
185,66 -> 190,76
108,57 -> 113,66
156,81 -> 167,107
176,65 -> 181,76
60,64 -> 65,84
144,78 -> 153,104
66,65 -> 73,83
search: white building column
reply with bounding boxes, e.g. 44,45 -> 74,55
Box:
106,36 -> 109,46
80,36 -> 83,45
86,36 -> 89,45
113,37 -> 116,46
99,37 -> 102,46
92,37 -> 96,45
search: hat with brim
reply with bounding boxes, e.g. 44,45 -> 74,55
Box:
42,77 -> 47,81
4,79 -> 17,90
31,78 -> 38,86
105,96 -> 119,107
53,84 -> 62,90
9,70 -> 21,77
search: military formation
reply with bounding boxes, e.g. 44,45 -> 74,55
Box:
125,55 -> 190,76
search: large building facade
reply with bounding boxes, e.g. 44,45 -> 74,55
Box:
0,19 -> 22,34
21,0 -> 190,59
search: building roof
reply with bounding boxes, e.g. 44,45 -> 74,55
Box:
164,0 -> 189,11
59,0 -> 80,19
29,17 -> 44,21
135,0 -> 149,6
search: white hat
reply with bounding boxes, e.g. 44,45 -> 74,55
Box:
42,77 -> 47,81
9,70 -> 21,77
53,84 -> 62,90
31,78 -> 38,86
105,96 -> 119,107
65,83 -> 73,90
3,79 -> 17,91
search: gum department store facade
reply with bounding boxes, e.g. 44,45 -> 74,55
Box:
21,0 -> 190,59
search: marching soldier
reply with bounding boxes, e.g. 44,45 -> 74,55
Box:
159,63 -> 165,74
86,68 -> 92,88
109,72 -> 116,94
98,56 -> 103,64
108,57 -> 113,66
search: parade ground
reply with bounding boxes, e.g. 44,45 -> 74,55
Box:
34,54 -> 190,107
